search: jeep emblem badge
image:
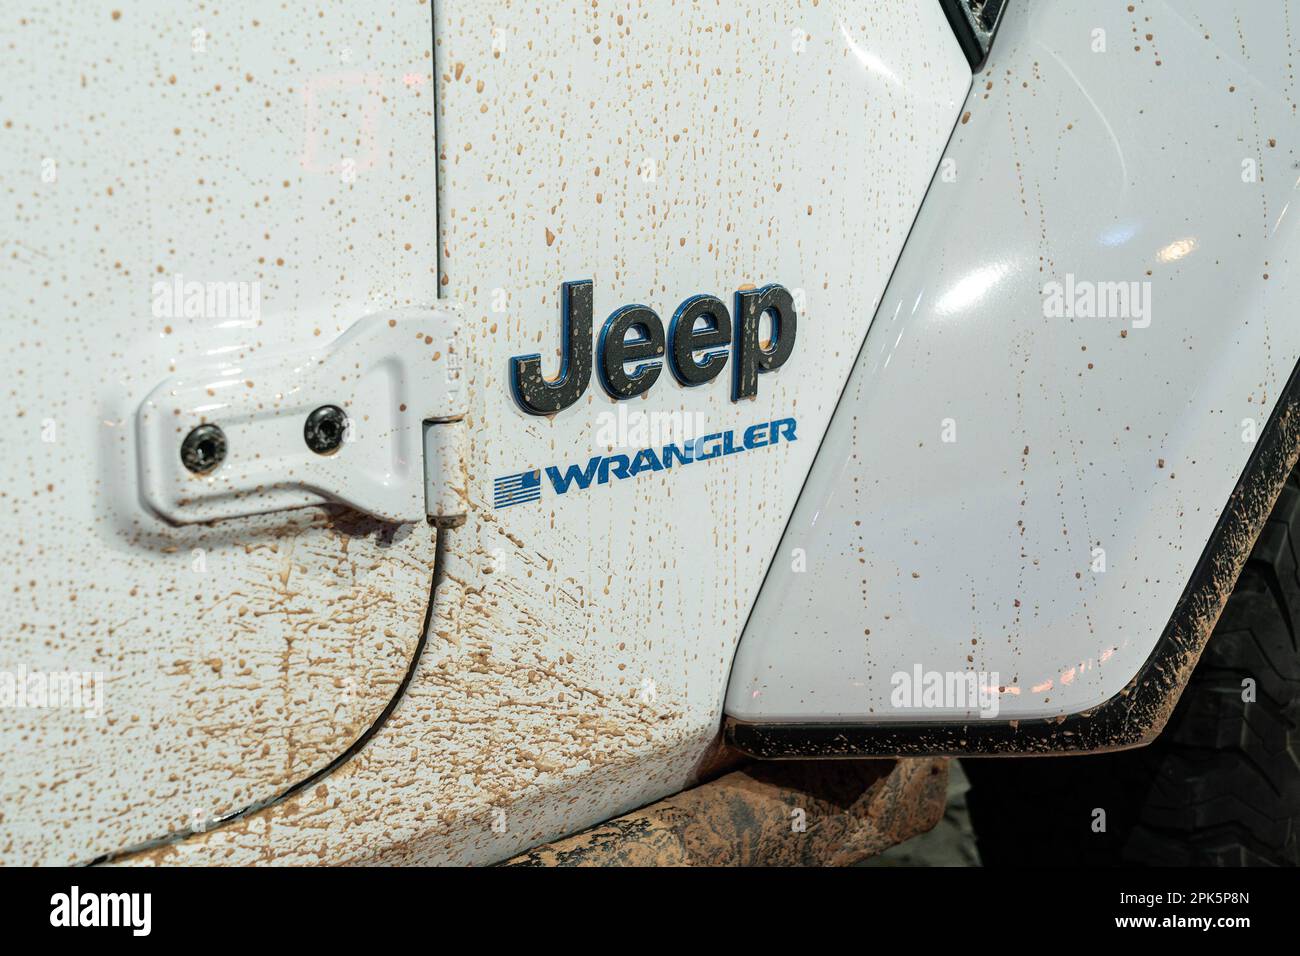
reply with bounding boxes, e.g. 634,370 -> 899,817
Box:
509,280 -> 797,415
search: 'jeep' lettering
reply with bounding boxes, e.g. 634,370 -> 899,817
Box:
510,280 -> 796,415
509,280 -> 594,415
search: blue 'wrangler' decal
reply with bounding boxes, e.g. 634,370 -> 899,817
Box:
492,417 -> 797,509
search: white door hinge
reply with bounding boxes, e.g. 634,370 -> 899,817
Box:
137,306 -> 467,526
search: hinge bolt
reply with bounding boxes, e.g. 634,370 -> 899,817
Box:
304,405 -> 348,455
181,424 -> 227,475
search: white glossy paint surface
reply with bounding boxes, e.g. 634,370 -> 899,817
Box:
0,2 -> 442,863
98,1 -> 969,865
727,1 -> 1300,724
413,0 -> 968,860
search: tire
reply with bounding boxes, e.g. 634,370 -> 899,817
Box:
964,469 -> 1300,866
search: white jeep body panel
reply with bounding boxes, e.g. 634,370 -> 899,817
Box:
1,1 -> 443,865
726,1 -> 1300,726
10,0 -> 1298,867
1,0 -> 967,863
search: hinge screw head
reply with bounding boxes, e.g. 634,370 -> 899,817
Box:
304,405 -> 348,455
181,424 -> 227,475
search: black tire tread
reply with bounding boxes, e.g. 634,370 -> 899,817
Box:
965,470 -> 1300,866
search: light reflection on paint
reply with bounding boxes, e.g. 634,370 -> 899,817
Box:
838,20 -> 902,90
934,263 -> 1010,315
1099,220 -> 1140,247
1157,236 -> 1197,262
203,344 -> 251,357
